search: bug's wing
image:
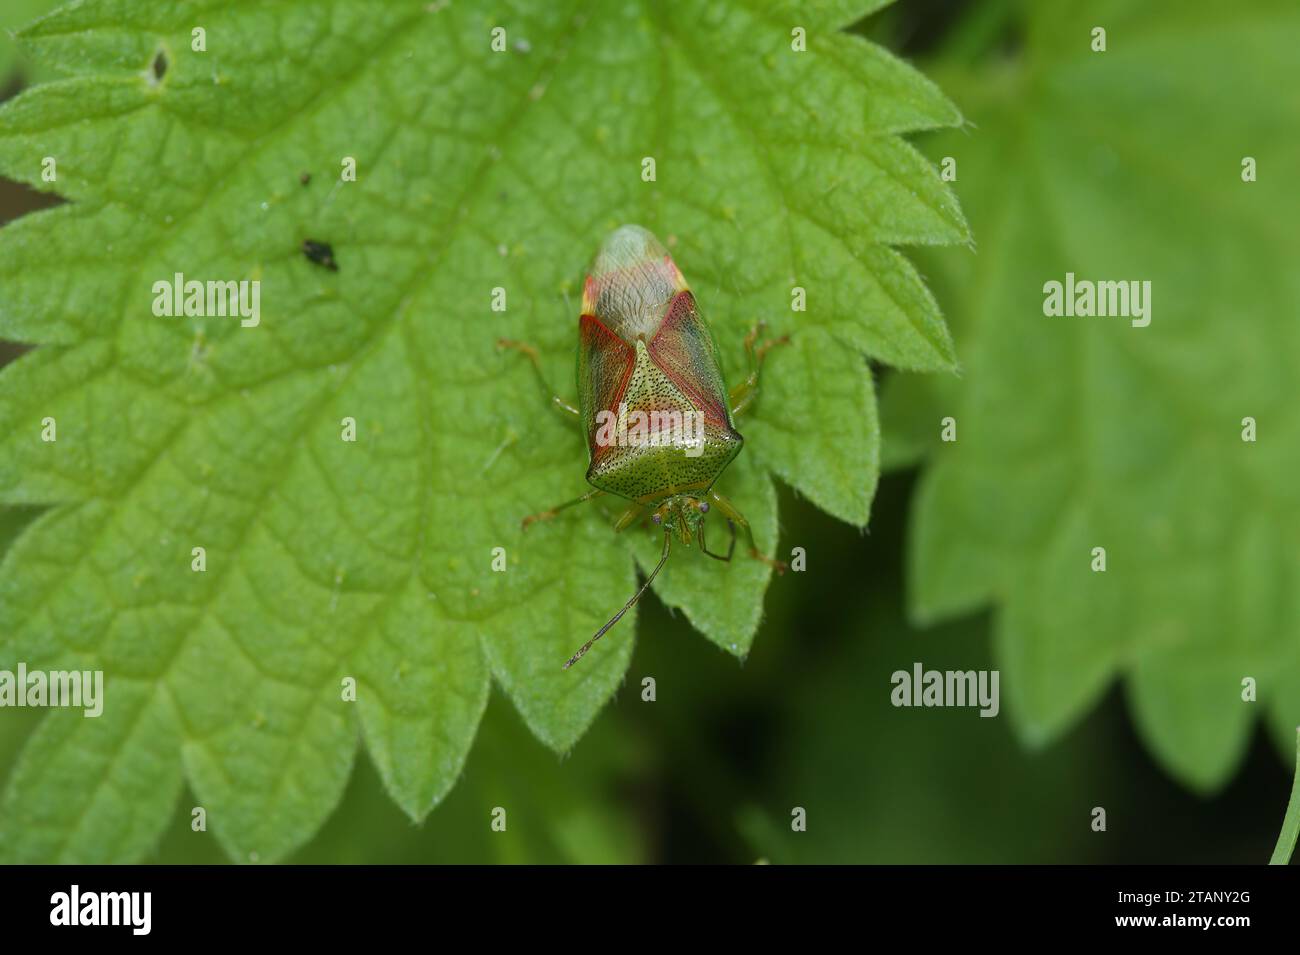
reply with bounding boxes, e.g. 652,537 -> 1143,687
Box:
577,313 -> 635,462
647,291 -> 733,430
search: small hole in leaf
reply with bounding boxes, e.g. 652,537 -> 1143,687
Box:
151,49 -> 169,82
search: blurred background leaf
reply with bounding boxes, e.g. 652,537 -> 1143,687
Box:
882,0 -> 1300,793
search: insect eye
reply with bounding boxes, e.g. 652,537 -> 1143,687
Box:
698,502 -> 710,514
652,513 -> 663,524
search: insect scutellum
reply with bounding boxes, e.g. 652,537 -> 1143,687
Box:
498,224 -> 790,669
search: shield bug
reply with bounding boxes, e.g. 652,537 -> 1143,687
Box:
500,224 -> 787,669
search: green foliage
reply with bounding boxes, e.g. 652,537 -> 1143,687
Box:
1270,730 -> 1300,864
0,0 -> 61,83
146,694 -> 649,865
740,599 -> 1108,864
883,0 -> 1300,791
0,0 -> 964,861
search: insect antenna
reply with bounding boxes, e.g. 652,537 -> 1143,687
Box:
562,531 -> 672,670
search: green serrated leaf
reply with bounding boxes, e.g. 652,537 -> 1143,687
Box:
0,0 -> 964,860
889,0 -> 1300,791
0,0 -> 62,84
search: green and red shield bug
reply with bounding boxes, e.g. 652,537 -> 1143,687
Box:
499,224 -> 787,669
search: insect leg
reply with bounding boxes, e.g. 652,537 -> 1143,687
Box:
521,488 -> 604,530
698,517 -> 736,562
613,503 -> 648,533
728,322 -> 790,418
497,338 -> 581,421
706,489 -> 786,573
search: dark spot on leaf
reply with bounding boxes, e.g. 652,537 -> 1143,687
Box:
151,49 -> 168,82
302,239 -> 338,271
299,172 -> 311,185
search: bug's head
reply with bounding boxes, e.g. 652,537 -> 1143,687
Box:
651,495 -> 710,545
